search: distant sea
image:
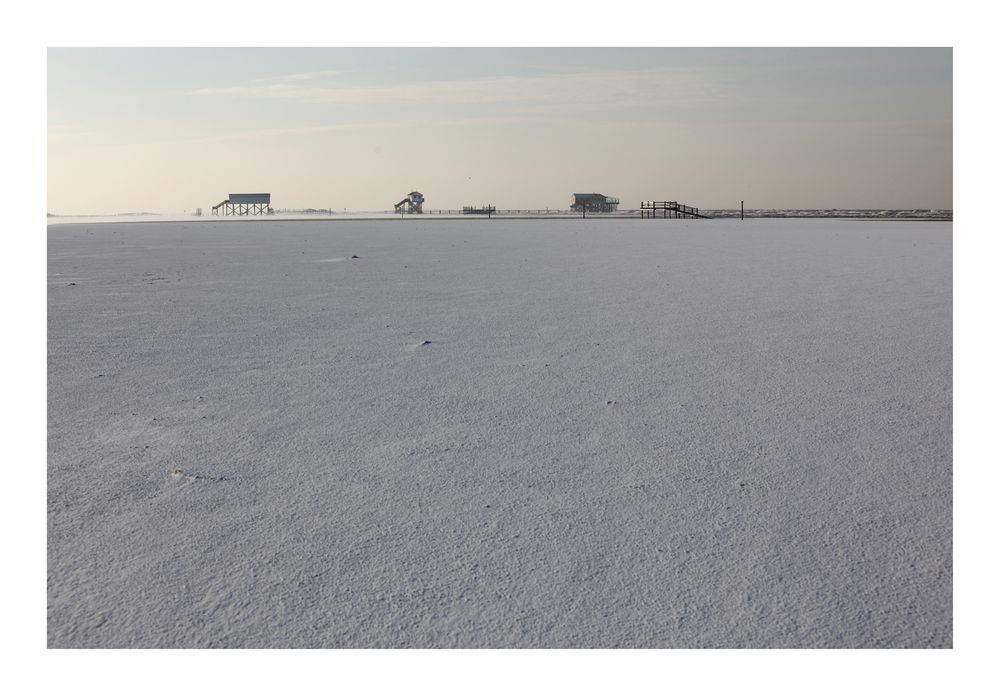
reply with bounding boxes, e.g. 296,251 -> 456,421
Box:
702,209 -> 952,220
47,208 -> 953,224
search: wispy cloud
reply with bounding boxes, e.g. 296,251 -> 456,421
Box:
249,69 -> 341,84
119,115 -> 550,149
48,122 -> 96,145
190,67 -> 731,113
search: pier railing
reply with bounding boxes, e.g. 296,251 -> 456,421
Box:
639,201 -> 709,219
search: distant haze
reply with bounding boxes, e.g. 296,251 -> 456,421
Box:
47,48 -> 952,215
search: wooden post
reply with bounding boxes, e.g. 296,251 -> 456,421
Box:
741,201 -> 744,221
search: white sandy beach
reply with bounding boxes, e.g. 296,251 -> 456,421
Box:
47,217 -> 951,648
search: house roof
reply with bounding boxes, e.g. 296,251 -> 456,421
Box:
228,193 -> 271,204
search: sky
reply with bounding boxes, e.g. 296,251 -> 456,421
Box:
47,48 -> 952,214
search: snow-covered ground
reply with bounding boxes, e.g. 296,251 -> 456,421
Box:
47,218 -> 951,648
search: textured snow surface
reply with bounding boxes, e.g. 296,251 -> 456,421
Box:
47,219 -> 951,648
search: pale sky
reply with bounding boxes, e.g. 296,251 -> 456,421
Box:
47,48 -> 952,214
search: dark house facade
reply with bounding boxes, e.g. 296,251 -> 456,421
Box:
570,193 -> 620,213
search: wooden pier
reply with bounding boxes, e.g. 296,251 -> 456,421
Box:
640,201 -> 710,219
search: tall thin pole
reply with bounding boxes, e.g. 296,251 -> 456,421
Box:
741,200 -> 744,221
